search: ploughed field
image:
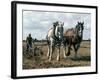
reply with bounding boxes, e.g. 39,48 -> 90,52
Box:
23,41 -> 91,69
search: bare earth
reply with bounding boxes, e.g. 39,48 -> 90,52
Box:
23,41 -> 91,69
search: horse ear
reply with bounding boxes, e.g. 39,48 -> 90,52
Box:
53,22 -> 55,26
56,21 -> 59,26
53,21 -> 58,26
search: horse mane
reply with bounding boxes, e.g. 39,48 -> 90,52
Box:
49,28 -> 53,31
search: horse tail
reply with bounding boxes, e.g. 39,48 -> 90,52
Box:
46,34 -> 50,45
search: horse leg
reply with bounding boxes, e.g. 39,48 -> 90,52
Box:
66,44 -> 71,56
47,45 -> 50,58
63,44 -> 67,58
77,43 -> 80,49
73,44 -> 78,58
32,43 -> 35,56
26,43 -> 29,52
57,46 -> 60,61
49,46 -> 54,61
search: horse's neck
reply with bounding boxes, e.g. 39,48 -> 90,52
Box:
75,27 -> 83,41
75,28 -> 78,34
80,31 -> 83,39
78,31 -> 83,42
55,26 -> 58,37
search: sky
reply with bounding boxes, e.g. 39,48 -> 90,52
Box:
23,10 -> 91,40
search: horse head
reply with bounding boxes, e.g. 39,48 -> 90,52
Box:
76,21 -> 84,37
53,21 -> 59,27
55,22 -> 64,41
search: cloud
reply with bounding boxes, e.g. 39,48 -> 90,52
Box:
23,11 -> 91,40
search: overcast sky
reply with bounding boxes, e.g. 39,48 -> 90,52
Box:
23,10 -> 91,40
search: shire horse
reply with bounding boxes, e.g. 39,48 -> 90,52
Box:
46,21 -> 64,61
63,21 -> 84,58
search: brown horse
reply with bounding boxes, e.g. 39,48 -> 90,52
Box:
63,21 -> 84,58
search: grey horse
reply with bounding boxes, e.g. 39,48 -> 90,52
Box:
46,21 -> 64,61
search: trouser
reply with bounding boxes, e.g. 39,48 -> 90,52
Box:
26,43 -> 32,50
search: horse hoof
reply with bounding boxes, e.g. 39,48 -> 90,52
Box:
64,56 -> 67,59
49,58 -> 51,61
57,58 -> 60,61
57,59 -> 60,61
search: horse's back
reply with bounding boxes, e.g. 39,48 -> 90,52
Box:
47,28 -> 53,38
64,28 -> 76,37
